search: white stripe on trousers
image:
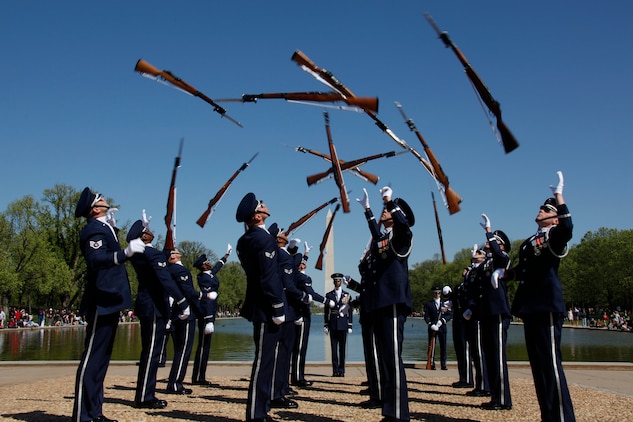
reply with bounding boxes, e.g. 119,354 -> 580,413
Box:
249,323 -> 265,421
74,308 -> 98,422
140,314 -> 158,400
549,312 -> 565,422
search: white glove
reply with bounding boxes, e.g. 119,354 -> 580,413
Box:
178,306 -> 190,320
550,170 -> 564,195
141,209 -> 152,229
204,322 -> 215,334
436,320 -> 443,328
323,326 -> 329,335
272,315 -> 285,325
124,238 -> 146,257
304,241 -> 312,254
491,268 -> 503,289
463,309 -> 472,320
294,317 -> 304,326
442,286 -> 452,296
430,324 -> 439,331
105,207 -> 119,227
379,186 -> 392,200
480,213 -> 491,230
289,238 -> 300,250
327,299 -> 336,308
226,243 -> 233,256
207,291 -> 218,300
356,188 -> 370,209
339,303 -> 350,316
165,320 -> 172,330
348,328 -> 352,334
343,275 -> 351,286
303,293 -> 313,304
471,244 -> 479,257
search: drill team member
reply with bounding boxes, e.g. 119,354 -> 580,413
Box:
324,273 -> 353,377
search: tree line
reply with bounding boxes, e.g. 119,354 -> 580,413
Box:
1,184 -> 631,316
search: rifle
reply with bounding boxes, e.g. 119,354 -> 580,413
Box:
292,50 -> 461,214
284,197 -> 338,237
296,146 -> 380,186
396,102 -> 462,214
431,192 -> 447,264
215,91 -> 378,113
196,152 -> 259,228
423,13 -> 519,154
315,204 -> 341,270
426,332 -> 436,370
164,138 -> 184,251
323,112 -> 350,213
134,59 -> 243,128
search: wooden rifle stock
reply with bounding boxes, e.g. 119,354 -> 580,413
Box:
222,92 -> 379,113
297,146 -> 380,186
284,197 -> 338,237
426,332 -> 436,370
423,14 -> 519,154
324,112 -> 350,213
134,59 -> 243,128
196,152 -> 258,228
396,102 -> 462,214
315,203 -> 341,270
164,139 -> 184,251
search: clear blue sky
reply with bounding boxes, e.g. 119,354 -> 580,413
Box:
2,1 -> 632,295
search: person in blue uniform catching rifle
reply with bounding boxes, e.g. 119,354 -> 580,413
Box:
127,211 -> 190,410
291,243 -> 334,388
502,171 -> 575,422
324,273 -> 353,377
235,193 -> 287,422
424,286 -> 452,370
477,213 -> 513,410
462,246 -> 490,398
73,187 -> 145,422
164,248 -> 200,395
191,245 -> 232,387
356,186 -> 414,422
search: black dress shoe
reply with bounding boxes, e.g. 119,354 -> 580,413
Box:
270,397 -> 298,409
466,389 -> 490,397
89,417 -> 118,422
292,379 -> 312,388
158,362 -> 166,367
441,366 -> 448,370
192,380 -> 218,387
286,388 -> 298,397
451,381 -> 474,388
165,387 -> 193,395
135,398 -> 168,409
359,398 -> 382,409
481,401 -> 512,410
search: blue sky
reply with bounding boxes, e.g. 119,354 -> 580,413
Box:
2,1 -> 632,294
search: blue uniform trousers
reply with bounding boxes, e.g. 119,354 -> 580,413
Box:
481,315 -> 512,407
291,314 -> 311,384
247,321 -> 281,421
452,318 -> 472,385
191,318 -> 214,383
167,318 -> 196,392
465,318 -> 489,393
329,329 -> 348,375
361,317 -> 381,401
373,305 -> 410,422
135,313 -> 166,403
73,310 -> 119,422
523,312 -> 575,422
273,320 -> 295,399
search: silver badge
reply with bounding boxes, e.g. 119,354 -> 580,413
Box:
89,240 -> 103,249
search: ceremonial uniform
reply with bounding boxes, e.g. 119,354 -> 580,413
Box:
450,281 -> 473,388
165,253 -> 201,394
479,230 -> 512,410
235,193 -> 286,422
423,288 -> 452,370
324,275 -> 353,377
73,187 -> 138,422
191,253 -> 227,386
127,220 -> 189,409
507,195 -> 575,422
360,188 -> 414,422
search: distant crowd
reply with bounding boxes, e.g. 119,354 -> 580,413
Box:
567,307 -> 632,331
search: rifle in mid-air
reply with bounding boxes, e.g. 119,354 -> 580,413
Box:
423,13 -> 519,154
196,152 -> 259,228
323,111 -> 350,213
431,192 -> 447,264
283,197 -> 338,238
291,50 -> 462,214
215,91 -> 378,113
164,139 -> 184,251
134,59 -> 242,128
315,203 -> 341,271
